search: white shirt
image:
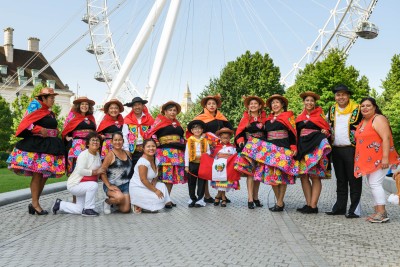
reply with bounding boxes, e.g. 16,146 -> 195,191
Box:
67,150 -> 101,189
216,145 -> 236,156
122,112 -> 146,150
184,136 -> 211,166
130,157 -> 159,187
332,108 -> 351,146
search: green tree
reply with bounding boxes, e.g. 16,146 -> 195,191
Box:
201,51 -> 283,126
10,85 -> 64,146
0,96 -> 13,151
382,54 -> 400,148
382,54 -> 400,103
286,49 -> 370,115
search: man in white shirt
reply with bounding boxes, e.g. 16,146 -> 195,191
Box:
326,84 -> 363,218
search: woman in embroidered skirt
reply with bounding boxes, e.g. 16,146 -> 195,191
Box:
234,96 -> 267,209
295,91 -> 331,214
241,94 -> 298,212
7,88 -> 65,215
97,99 -> 124,159
62,96 -> 96,176
145,101 -> 185,208
354,97 -> 400,223
190,94 -> 233,203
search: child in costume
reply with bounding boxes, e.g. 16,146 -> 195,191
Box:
184,120 -> 210,207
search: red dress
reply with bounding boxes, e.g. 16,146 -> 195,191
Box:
354,116 -> 400,177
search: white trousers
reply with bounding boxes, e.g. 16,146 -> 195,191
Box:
60,182 -> 98,214
364,168 -> 388,206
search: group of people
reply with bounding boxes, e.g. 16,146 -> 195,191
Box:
7,84 -> 400,223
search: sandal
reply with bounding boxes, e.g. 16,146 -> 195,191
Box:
214,197 -> 221,206
369,212 -> 390,223
248,201 -> 255,209
133,205 -> 142,214
221,199 -> 227,208
365,213 -> 377,221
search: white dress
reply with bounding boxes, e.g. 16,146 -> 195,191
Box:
129,157 -> 171,211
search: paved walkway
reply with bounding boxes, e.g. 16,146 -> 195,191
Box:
0,177 -> 399,267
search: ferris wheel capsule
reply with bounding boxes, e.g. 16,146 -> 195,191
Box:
356,21 -> 379,39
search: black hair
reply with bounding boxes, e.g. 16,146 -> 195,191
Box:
85,132 -> 101,148
111,131 -> 124,140
37,95 -> 50,102
360,97 -> 383,115
164,104 -> 177,111
73,102 -> 94,115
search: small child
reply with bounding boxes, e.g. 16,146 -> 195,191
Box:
185,120 -> 210,207
210,128 -> 240,207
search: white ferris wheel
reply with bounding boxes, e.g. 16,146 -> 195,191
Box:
83,0 -> 379,110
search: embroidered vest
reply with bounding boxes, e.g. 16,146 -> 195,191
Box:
127,124 -> 150,153
327,104 -> 362,146
187,136 -> 208,162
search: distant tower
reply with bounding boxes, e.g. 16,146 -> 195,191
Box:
181,83 -> 193,113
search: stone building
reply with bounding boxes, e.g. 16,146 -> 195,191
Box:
0,27 -> 74,117
181,83 -> 193,113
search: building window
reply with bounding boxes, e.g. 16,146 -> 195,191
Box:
18,76 -> 28,86
33,77 -> 42,86
0,65 -> 7,75
31,69 -> 39,78
46,80 -> 55,89
17,67 -> 24,76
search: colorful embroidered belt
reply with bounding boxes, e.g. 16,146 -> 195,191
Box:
246,132 -> 264,139
300,128 -> 318,137
33,128 -> 58,137
267,130 -> 288,140
159,135 -> 181,145
72,130 -> 93,139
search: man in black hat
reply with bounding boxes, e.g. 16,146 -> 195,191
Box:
326,84 -> 363,218
122,97 -> 155,172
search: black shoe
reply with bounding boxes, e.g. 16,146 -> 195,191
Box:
214,197 -> 221,206
82,209 -> 99,217
270,204 -> 284,212
248,201 -> 255,209
325,210 -> 346,215
204,197 -> 214,203
225,198 -> 231,203
171,202 -> 177,207
52,199 -> 62,215
29,204 -> 48,215
165,203 -> 173,209
194,203 -> 203,208
302,206 -> 318,214
221,199 -> 227,208
345,212 -> 360,219
296,205 -> 309,212
254,199 -> 263,207
188,201 -> 196,208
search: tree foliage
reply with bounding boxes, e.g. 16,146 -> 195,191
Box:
10,85 -> 64,146
285,49 -> 370,115
196,51 -> 284,126
382,54 -> 400,148
0,95 -> 13,151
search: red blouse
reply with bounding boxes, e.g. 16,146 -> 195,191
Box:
354,116 -> 399,177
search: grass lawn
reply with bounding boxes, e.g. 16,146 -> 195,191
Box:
0,168 -> 67,193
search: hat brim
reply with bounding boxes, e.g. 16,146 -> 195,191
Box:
201,96 -> 222,108
124,100 -> 148,107
104,100 -> 124,113
215,128 -> 234,136
36,93 -> 59,97
299,91 -> 320,101
244,96 -> 265,109
73,98 -> 95,106
266,94 -> 288,109
161,101 -> 181,115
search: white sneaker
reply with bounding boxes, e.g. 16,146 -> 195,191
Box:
103,200 -> 111,215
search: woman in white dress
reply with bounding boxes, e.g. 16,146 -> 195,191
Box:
129,139 -> 171,213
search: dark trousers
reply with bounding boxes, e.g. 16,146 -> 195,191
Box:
331,146 -> 362,214
187,162 -> 206,201
130,151 -> 143,176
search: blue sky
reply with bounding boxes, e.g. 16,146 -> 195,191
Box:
1,1 -> 399,108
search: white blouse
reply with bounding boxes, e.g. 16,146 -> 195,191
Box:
130,157 -> 159,187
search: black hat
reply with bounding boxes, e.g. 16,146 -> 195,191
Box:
124,97 -> 148,107
187,120 -> 206,132
332,84 -> 352,94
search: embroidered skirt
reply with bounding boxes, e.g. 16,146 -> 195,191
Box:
67,139 -> 86,175
156,148 -> 186,184
241,137 -> 298,185
100,138 -> 112,159
211,180 -> 240,191
7,148 -> 65,178
298,138 -> 331,178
